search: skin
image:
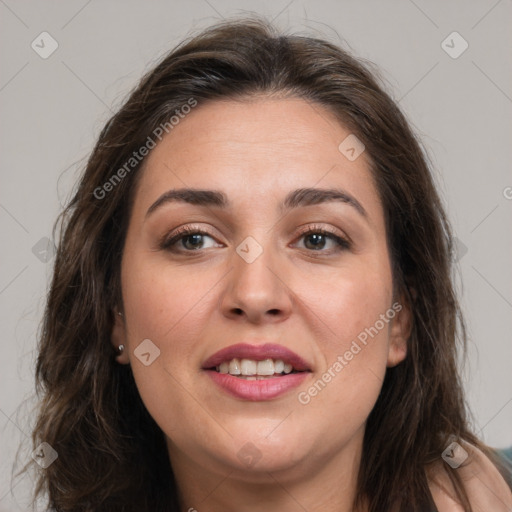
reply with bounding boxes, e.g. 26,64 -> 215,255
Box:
428,443 -> 512,512
110,96 -> 413,512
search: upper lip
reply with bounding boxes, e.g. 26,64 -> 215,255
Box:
202,343 -> 311,372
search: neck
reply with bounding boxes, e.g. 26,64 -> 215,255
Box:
166,431 -> 366,512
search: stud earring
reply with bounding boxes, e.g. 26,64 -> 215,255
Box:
118,344 -> 125,354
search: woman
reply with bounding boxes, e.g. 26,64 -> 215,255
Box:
28,17 -> 512,511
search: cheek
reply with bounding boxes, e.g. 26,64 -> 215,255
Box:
292,262 -> 393,421
293,259 -> 393,355
295,328 -> 391,448
121,253 -> 216,344
120,254 -> 218,427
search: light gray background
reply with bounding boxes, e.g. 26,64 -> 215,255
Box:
1,1 -> 511,509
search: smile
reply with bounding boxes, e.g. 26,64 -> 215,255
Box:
202,343 -> 312,400
214,357 -> 298,379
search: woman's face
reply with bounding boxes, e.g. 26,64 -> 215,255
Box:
112,96 -> 409,481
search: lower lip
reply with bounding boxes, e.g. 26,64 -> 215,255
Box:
205,370 -> 309,401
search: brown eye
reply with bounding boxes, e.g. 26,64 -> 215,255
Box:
295,227 -> 350,253
303,233 -> 329,250
179,233 -> 208,250
161,228 -> 221,253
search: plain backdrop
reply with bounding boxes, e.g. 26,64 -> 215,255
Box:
1,1 -> 511,509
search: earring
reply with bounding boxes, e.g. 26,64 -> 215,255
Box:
118,344 -> 125,354
118,311 -> 123,316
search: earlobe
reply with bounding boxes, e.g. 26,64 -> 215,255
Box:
111,309 -> 129,364
387,293 -> 413,368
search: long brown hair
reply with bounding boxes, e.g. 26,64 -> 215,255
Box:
25,16 -> 503,511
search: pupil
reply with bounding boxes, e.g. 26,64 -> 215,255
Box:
184,234 -> 203,249
306,233 -> 325,250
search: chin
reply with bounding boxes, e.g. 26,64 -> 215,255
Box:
221,431 -> 312,475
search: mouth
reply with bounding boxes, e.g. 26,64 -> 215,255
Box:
202,343 -> 312,400
209,357 -> 304,380
202,342 -> 311,374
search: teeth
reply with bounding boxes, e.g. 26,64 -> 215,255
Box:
214,358 -> 295,376
229,358 -> 241,375
257,359 -> 274,376
241,359 -> 257,376
274,359 -> 284,373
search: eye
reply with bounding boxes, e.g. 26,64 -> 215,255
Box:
159,224 -> 350,255
160,226 -> 222,253
294,225 -> 350,253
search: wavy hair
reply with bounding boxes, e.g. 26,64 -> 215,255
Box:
25,16 -> 506,511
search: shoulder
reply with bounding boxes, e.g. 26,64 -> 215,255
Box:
427,440 -> 512,512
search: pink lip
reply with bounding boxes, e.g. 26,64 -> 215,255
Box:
205,370 -> 309,401
202,343 -> 311,401
201,343 -> 311,372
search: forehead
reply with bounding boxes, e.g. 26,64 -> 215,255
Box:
133,96 -> 382,220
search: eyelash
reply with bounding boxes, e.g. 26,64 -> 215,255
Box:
160,224 -> 350,254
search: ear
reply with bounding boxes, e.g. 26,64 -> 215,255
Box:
111,309 -> 130,364
386,291 -> 413,368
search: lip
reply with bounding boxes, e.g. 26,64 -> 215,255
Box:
205,370 -> 309,401
202,343 -> 312,401
201,343 -> 311,372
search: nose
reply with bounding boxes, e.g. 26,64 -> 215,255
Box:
220,238 -> 293,324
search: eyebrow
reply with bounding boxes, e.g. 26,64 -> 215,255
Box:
145,187 -> 367,219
